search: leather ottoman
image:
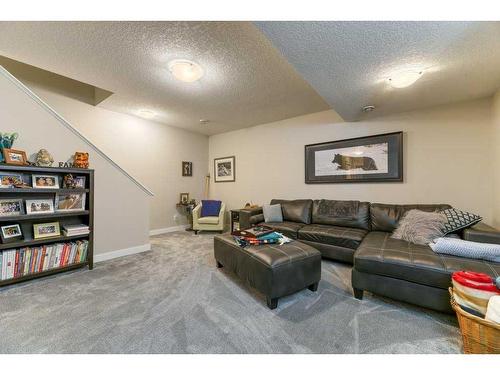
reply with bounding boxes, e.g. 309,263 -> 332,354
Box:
214,234 -> 321,309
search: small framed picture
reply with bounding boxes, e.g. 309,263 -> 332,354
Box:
0,224 -> 23,243
25,199 -> 55,215
0,173 -> 24,189
2,148 -> 27,165
55,193 -> 86,212
214,156 -> 235,183
33,222 -> 60,239
62,174 -> 86,189
0,199 -> 24,217
180,193 -> 189,204
32,174 -> 60,189
182,161 -> 193,177
73,176 -> 86,188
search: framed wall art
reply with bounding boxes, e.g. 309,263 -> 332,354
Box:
182,161 -> 193,177
214,156 -> 235,183
305,132 -> 403,183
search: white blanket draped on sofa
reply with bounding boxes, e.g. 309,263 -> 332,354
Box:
430,237 -> 500,262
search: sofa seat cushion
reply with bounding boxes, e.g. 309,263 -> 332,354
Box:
298,224 -> 368,250
197,216 -> 220,225
264,221 -> 305,239
354,231 -> 500,289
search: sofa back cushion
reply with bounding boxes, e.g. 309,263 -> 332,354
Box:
371,203 -> 452,232
312,199 -> 370,230
270,199 -> 313,224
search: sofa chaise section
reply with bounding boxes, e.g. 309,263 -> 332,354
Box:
351,203 -> 500,312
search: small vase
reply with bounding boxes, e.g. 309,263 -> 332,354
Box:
0,133 -> 19,163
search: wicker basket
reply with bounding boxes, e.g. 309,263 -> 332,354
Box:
449,288 -> 500,354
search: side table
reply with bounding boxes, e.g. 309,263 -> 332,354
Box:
176,202 -> 197,231
230,209 -> 242,232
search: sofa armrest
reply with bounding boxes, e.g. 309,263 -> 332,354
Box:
192,204 -> 201,222
239,207 -> 264,230
462,222 -> 500,245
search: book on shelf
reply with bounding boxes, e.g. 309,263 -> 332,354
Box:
62,224 -> 90,236
0,240 -> 89,281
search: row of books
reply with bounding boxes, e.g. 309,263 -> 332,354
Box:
0,240 -> 88,281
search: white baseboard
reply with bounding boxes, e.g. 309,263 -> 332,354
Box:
94,243 -> 151,263
149,225 -> 189,236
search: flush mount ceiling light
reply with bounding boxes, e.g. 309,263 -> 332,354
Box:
199,119 -> 210,125
388,70 -> 423,88
138,110 -> 155,119
168,59 -> 204,83
362,105 -> 375,113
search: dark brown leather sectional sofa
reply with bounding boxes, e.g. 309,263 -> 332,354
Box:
239,199 -> 500,313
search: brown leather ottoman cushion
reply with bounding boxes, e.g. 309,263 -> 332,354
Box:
298,224 -> 368,250
214,234 -> 321,299
355,231 -> 500,289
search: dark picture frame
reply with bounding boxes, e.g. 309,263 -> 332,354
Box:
182,161 -> 193,177
179,193 -> 189,204
305,131 -> 403,183
0,224 -> 23,243
214,156 -> 235,183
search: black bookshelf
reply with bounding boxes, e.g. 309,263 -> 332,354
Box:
0,164 -> 94,287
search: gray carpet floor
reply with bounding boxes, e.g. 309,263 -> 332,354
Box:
0,231 -> 462,353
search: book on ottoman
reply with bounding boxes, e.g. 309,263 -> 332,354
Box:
231,225 -> 273,238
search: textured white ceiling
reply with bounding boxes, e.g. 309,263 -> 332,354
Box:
256,21 -> 500,120
0,21 -> 329,135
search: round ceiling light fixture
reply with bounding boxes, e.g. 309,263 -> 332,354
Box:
362,105 -> 375,113
199,119 -> 210,125
388,70 -> 423,88
168,59 -> 204,83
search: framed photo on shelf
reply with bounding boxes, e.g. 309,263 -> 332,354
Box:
32,174 -> 60,189
182,161 -> 193,177
0,198 -> 24,217
0,173 -> 24,189
73,176 -> 86,188
304,131 -> 403,184
25,199 -> 55,215
0,224 -> 23,243
214,156 -> 235,183
33,222 -> 60,239
179,192 -> 189,204
2,148 -> 27,166
55,192 -> 86,212
62,175 -> 86,189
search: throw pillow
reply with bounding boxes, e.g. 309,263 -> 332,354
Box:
391,209 -> 447,245
200,200 -> 222,217
440,208 -> 482,235
263,204 -> 283,223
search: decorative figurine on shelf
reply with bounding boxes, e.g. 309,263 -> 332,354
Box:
35,149 -> 54,167
63,174 -> 78,189
0,132 -> 18,163
73,152 -> 89,169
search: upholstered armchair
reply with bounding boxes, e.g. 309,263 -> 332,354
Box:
192,201 -> 226,234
